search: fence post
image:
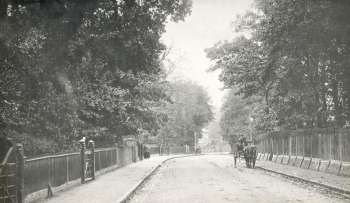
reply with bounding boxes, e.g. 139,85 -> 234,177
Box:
66,156 -> 69,184
16,144 -> 24,203
289,135 -> 292,157
282,137 -> 284,155
80,140 -> 86,184
318,133 -> 322,159
310,130 -> 313,159
132,145 -> 136,162
303,134 -> 305,157
329,132 -> 332,160
295,135 -> 297,156
339,131 -> 342,162
262,139 -> 264,154
98,150 -> 101,169
116,147 -> 119,165
120,145 -> 125,166
276,137 -> 279,155
139,144 -> 143,160
47,156 -> 53,197
89,140 -> 95,180
269,137 -> 273,161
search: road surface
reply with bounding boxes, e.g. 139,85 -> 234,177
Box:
129,155 -> 347,203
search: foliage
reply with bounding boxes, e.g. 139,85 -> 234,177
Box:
220,90 -> 251,142
207,0 -> 350,134
157,81 -> 213,147
220,90 -> 269,143
0,0 -> 192,156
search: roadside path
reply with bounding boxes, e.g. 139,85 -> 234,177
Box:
256,160 -> 350,196
37,155 -> 182,203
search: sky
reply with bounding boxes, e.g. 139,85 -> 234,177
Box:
162,0 -> 253,114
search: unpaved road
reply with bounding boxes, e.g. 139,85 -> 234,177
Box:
129,155 -> 347,203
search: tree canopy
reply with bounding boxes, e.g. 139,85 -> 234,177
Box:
220,90 -> 262,142
206,0 -> 350,136
157,81 -> 213,147
0,0 -> 192,156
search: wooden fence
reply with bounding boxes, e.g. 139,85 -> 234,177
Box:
256,128 -> 350,162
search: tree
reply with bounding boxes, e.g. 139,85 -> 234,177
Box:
157,81 -> 213,147
207,0 -> 350,133
0,0 -> 193,156
220,90 -> 250,142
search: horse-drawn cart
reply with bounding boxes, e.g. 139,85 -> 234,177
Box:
233,138 -> 257,168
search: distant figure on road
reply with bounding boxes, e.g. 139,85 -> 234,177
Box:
238,136 -> 247,146
144,146 -> 150,159
237,135 -> 247,153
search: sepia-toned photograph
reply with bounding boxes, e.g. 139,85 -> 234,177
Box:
0,0 -> 350,202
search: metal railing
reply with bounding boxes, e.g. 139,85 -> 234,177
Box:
24,145 -> 136,196
25,152 -> 81,195
0,137 -> 144,203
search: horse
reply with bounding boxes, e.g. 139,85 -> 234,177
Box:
232,141 -> 257,168
232,142 -> 245,168
243,144 -> 257,168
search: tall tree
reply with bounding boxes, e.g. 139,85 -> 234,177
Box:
207,0 -> 350,133
157,81 -> 213,147
0,0 -> 192,156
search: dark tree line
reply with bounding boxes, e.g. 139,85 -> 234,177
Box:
206,0 -> 350,142
0,0 -> 192,156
